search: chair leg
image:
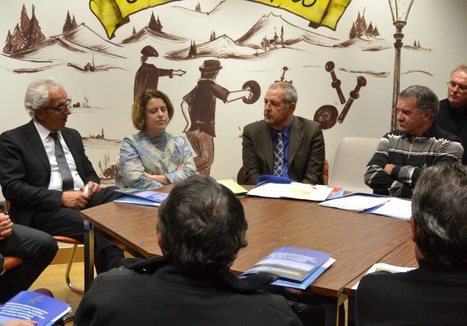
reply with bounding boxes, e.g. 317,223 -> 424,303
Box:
64,243 -> 84,295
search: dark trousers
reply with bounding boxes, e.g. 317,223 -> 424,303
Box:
31,187 -> 123,274
0,224 -> 58,303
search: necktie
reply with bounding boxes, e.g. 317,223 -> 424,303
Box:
50,132 -> 74,191
273,131 -> 284,176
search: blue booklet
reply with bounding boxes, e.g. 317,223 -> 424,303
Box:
241,246 -> 334,290
0,291 -> 71,326
114,188 -> 169,206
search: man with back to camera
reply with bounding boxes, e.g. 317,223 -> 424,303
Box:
364,85 -> 463,198
242,82 -> 325,185
0,77 -> 123,274
357,161 -> 467,325
435,64 -> 467,164
74,175 -> 302,326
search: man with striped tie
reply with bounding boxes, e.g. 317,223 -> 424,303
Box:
0,78 -> 123,275
242,82 -> 325,185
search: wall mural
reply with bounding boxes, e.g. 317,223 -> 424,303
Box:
1,0 -> 436,181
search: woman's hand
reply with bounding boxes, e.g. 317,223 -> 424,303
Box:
144,172 -> 170,185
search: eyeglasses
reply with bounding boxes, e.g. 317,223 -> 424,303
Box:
447,81 -> 467,92
45,98 -> 72,113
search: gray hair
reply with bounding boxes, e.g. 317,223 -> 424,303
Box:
411,161 -> 467,264
399,85 -> 439,117
268,82 -> 297,104
451,64 -> 467,75
24,78 -> 63,118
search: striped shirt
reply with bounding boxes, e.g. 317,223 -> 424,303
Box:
364,124 -> 463,198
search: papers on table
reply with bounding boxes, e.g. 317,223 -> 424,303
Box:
217,179 -> 248,196
319,193 -> 390,212
247,182 -> 335,202
319,193 -> 412,221
368,197 -> 412,221
352,263 -> 416,290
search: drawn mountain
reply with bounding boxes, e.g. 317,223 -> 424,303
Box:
236,12 -> 339,49
334,10 -> 390,51
334,35 -> 390,51
121,26 -> 186,44
9,23 -> 125,63
166,34 -> 255,60
59,23 -> 125,57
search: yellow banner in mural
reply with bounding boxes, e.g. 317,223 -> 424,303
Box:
250,0 -> 351,30
90,0 -> 351,39
89,0 -> 177,39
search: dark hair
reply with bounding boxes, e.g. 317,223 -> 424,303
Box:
399,85 -> 439,116
157,175 -> 248,272
412,161 -> 467,264
131,89 -> 174,130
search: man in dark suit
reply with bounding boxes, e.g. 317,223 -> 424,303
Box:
435,65 -> 467,164
0,212 -> 57,303
0,78 -> 123,274
75,175 -> 302,326
242,82 -> 325,184
356,161 -> 467,325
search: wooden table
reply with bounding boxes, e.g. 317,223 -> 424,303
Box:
81,196 -> 412,325
344,237 -> 418,295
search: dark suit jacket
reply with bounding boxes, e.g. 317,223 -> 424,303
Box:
356,260 -> 467,325
0,120 -> 100,226
242,116 -> 325,185
75,257 -> 302,326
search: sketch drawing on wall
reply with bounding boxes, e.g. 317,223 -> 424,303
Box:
4,4 -> 125,71
1,0 -> 446,181
314,61 -> 367,130
134,44 -> 186,100
129,12 -> 186,100
181,59 -> 260,176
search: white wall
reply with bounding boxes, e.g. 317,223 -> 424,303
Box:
1,0 -> 466,188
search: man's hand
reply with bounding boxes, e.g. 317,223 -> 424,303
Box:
383,164 -> 395,175
0,213 -> 13,240
80,181 -> 101,197
60,191 -> 90,209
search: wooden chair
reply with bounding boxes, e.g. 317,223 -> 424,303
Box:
53,236 -> 84,295
5,200 -> 84,294
322,159 -> 329,185
237,166 -> 247,184
1,256 -> 23,275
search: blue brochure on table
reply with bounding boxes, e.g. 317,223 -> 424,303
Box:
0,291 -> 71,326
114,188 -> 169,206
241,246 -> 335,290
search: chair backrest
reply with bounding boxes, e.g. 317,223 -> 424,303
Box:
328,137 -> 380,193
322,159 -> 329,185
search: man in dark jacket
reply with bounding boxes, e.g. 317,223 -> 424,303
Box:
0,78 -> 123,274
357,161 -> 467,325
75,175 -> 302,326
435,65 -> 467,164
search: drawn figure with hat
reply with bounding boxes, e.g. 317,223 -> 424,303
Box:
134,45 -> 186,100
181,59 -> 261,176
